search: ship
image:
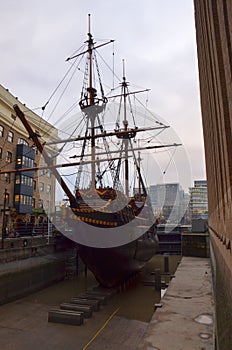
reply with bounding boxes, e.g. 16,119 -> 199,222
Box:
13,15 -> 180,288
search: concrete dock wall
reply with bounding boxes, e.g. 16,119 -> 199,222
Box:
138,257 -> 214,349
0,237 -> 55,263
0,253 -> 66,305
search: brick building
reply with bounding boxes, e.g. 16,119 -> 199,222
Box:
194,1 -> 232,348
0,84 -> 59,236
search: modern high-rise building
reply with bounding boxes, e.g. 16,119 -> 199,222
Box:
189,180 -> 208,220
194,1 -> 232,348
149,183 -> 189,224
0,85 -> 59,236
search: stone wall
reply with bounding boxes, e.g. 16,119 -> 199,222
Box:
194,1 -> 232,348
0,236 -> 54,262
0,253 -> 66,304
0,236 -> 78,304
210,234 -> 232,349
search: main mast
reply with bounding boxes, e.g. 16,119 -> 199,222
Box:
122,60 -> 129,197
87,14 -> 96,189
76,14 -> 109,190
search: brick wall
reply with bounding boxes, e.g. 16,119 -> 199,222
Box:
194,1 -> 232,348
0,86 -> 57,232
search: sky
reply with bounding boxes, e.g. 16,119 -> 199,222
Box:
0,0 -> 205,191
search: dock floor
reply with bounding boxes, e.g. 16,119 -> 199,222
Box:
0,256 -> 214,349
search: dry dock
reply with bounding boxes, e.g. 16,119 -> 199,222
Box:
0,256 -> 214,349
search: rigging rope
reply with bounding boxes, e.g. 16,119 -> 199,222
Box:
162,147 -> 177,175
94,50 -> 105,99
41,44 -> 85,114
74,117 -> 90,190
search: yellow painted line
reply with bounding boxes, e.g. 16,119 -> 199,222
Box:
82,307 -> 120,350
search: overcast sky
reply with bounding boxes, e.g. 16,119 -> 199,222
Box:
0,0 -> 205,190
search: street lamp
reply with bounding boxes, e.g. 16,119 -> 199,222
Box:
1,189 -> 9,249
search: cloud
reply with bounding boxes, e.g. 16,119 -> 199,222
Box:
0,0 -> 205,187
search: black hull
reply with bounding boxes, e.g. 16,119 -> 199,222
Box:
78,235 -> 158,288
63,194 -> 159,288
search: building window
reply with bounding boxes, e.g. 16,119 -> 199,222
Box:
47,170 -> 51,178
7,131 -> 14,143
33,180 -> 36,190
46,184 -> 51,193
38,199 -> 43,209
16,156 -> 22,165
0,147 -> 2,160
15,174 -> 33,187
15,174 -> 20,184
14,194 -> 20,203
39,182 -> 44,192
0,125 -> 4,137
14,194 -> 32,206
4,173 -> 10,184
17,155 -> 34,167
5,193 -> 9,205
32,198 -> 35,207
6,151 -> 12,163
39,168 -> 46,176
32,145 -> 38,154
18,138 -> 29,146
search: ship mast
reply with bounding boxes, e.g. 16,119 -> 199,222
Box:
122,60 -> 129,196
138,141 -> 142,197
74,14 -> 109,190
87,14 -> 96,189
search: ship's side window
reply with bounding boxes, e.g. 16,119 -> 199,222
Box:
8,131 -> 14,143
0,125 -> 4,137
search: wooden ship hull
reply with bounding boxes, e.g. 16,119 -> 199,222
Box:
78,237 -> 158,288
62,188 -> 159,288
